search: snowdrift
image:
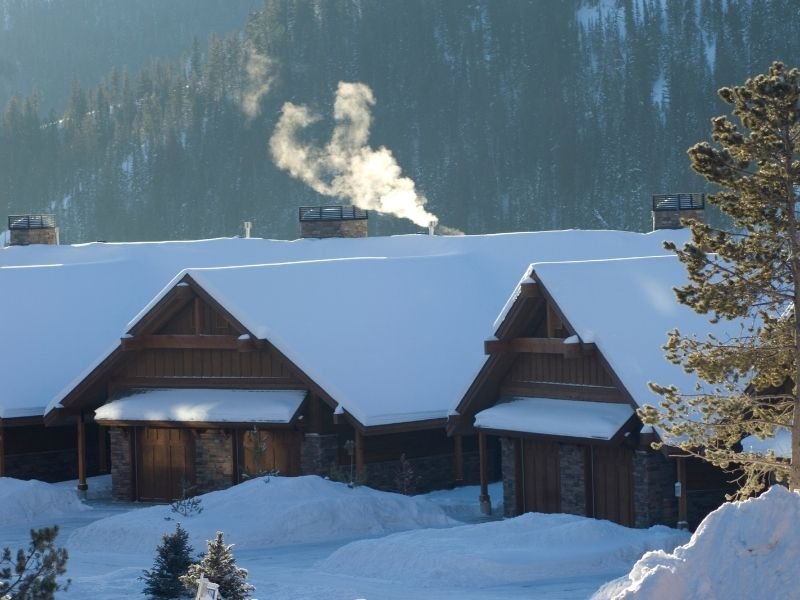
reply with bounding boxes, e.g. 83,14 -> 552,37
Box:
594,485 -> 800,599
0,477 -> 90,526
318,511 -> 688,588
68,476 -> 455,554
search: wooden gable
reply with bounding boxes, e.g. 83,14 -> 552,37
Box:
451,279 -> 635,435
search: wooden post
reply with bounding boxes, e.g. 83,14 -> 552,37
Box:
77,411 -> 88,494
453,435 -> 465,486
676,456 -> 688,530
97,425 -> 108,473
0,421 -> 5,477
478,431 -> 491,515
354,429 -> 365,477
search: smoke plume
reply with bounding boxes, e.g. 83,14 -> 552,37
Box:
270,82 -> 438,227
242,42 -> 274,119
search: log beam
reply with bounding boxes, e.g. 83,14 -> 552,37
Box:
121,335 -> 256,351
355,429 -> 365,476
484,337 -> 596,356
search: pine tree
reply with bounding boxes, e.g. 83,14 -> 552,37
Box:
180,532 -> 254,600
0,526 -> 69,600
141,524 -> 194,599
642,61 -> 800,496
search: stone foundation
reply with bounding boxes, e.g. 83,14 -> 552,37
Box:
195,430 -> 234,494
559,443 -> 587,516
300,433 -> 339,476
633,450 -> 677,528
500,437 -> 519,517
652,208 -> 704,230
110,427 -> 134,501
300,219 -> 367,238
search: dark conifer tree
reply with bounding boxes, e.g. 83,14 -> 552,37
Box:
141,523 -> 195,599
643,61 -> 800,496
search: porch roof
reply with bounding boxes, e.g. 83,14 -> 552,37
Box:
474,397 -> 634,440
94,388 -> 306,425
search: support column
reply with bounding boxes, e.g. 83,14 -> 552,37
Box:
77,411 -> 88,494
97,425 -> 108,473
453,435 -> 464,486
676,456 -> 688,530
478,430 -> 492,515
0,421 -> 5,477
354,429 -> 365,477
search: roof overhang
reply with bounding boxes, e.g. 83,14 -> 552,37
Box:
94,388 -> 308,427
475,397 -> 636,442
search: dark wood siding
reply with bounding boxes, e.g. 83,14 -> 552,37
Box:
522,439 -> 561,513
588,445 -> 634,526
156,297 -> 238,336
238,429 -> 301,478
507,352 -> 614,387
121,348 -> 298,383
136,427 -> 195,501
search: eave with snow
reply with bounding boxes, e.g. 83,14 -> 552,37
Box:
451,255 -> 737,529
1,228 -> 684,500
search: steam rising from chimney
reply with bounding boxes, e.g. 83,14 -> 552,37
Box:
242,43 -> 274,119
269,82 -> 438,227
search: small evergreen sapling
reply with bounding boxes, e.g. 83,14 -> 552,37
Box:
0,526 -> 69,600
141,523 -> 194,599
180,532 -> 254,600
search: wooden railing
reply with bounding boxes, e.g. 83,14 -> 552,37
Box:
298,205 -> 368,221
652,193 -> 705,211
8,214 -> 56,229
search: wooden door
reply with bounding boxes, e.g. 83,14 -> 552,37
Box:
522,439 -> 561,513
136,428 -> 195,502
589,445 -> 634,526
240,429 -> 301,479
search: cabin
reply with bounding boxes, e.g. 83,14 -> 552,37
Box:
449,255 -> 737,530
2,208 -> 685,501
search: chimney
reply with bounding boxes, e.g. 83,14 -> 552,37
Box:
651,193 -> 705,230
298,205 -> 368,239
243,221 -> 252,239
7,214 -> 59,246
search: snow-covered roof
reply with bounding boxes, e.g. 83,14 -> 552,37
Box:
741,428 -> 791,459
474,397 -> 634,440
94,389 -> 306,424
526,255 -> 734,413
0,230 -> 685,421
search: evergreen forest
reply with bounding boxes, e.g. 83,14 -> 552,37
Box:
1,0 -> 799,242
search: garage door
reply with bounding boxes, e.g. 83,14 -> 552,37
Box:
522,439 -> 561,513
589,445 -> 634,526
136,427 -> 195,502
239,429 -> 301,479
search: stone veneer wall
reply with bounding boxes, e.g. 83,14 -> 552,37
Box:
9,227 -> 59,246
300,433 -> 339,476
110,427 -> 134,501
559,444 -> 587,516
299,219 -> 368,239
195,430 -> 234,494
632,450 -> 677,528
500,437 -> 519,517
4,450 -> 77,482
652,208 -> 704,230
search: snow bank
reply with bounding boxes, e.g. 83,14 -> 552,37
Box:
594,486 -> 800,599
318,512 -> 688,588
0,478 -> 90,526
421,482 -> 503,522
68,476 -> 455,554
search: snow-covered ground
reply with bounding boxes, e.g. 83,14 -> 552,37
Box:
0,476 -> 690,599
594,485 -> 800,599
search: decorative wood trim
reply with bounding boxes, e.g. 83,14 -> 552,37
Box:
484,337 -> 596,356
129,283 -> 194,336
498,382 -> 626,403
